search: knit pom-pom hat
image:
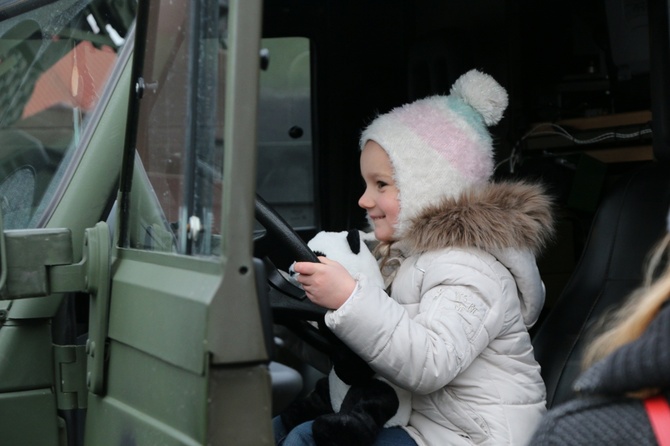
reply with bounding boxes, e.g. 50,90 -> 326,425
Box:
360,69 -> 508,237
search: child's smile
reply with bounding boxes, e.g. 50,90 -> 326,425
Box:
358,140 -> 400,242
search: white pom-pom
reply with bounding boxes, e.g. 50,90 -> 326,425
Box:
450,69 -> 508,126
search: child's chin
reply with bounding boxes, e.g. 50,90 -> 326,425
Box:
374,228 -> 393,243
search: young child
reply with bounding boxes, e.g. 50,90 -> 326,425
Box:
287,69 -> 554,445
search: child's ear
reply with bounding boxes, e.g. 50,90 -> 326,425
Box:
346,229 -> 361,254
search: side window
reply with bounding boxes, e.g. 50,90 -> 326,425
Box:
126,32 -> 311,254
0,0 -> 135,229
126,1 -> 226,256
257,37 -> 315,229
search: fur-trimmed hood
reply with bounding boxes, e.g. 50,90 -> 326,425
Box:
400,181 -> 554,257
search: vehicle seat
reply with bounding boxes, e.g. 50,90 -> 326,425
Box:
531,161 -> 670,409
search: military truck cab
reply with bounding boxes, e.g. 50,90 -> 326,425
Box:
0,0 -> 668,444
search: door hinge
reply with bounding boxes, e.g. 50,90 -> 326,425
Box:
53,344 -> 88,410
0,222 -> 112,396
82,222 -> 111,395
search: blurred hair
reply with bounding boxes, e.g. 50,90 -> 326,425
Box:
582,233 -> 670,374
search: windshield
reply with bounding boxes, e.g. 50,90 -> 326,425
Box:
0,0 -> 135,229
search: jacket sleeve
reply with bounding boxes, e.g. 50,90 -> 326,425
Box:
324,251 -> 508,395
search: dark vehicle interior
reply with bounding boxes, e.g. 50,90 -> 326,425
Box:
260,0 -> 670,413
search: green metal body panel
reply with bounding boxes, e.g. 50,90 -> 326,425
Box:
0,323 -> 59,445
108,250 -> 216,374
85,342 -> 207,445
0,388 -> 60,446
0,322 -> 53,391
207,365 -> 273,444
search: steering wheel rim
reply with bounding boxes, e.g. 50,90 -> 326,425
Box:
254,194 -> 332,353
255,194 -> 320,264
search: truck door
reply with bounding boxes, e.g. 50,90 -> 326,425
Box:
83,0 -> 273,444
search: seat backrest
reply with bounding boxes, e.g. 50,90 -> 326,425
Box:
532,161 -> 670,409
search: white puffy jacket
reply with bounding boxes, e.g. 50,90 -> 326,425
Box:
325,182 -> 554,445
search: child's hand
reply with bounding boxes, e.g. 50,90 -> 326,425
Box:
293,257 -> 356,310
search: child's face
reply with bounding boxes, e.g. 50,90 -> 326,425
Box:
358,140 -> 400,242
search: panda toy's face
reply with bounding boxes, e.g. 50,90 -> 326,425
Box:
289,229 -> 384,287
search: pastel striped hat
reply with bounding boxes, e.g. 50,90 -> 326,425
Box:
360,69 -> 508,236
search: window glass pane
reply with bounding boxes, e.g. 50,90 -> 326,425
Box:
0,0 -> 135,229
257,37 -> 314,229
129,0 -> 225,256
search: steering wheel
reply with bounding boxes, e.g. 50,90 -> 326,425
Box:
254,194 -> 332,353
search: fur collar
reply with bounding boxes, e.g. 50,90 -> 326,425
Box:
401,181 -> 554,256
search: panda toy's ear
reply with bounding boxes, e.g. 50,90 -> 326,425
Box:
346,229 -> 361,254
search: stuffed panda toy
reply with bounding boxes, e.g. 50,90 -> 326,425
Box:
281,229 -> 411,445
